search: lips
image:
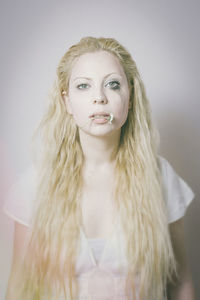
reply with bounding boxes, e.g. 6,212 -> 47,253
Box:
89,112 -> 110,119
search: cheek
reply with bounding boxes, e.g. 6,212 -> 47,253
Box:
112,96 -> 129,126
71,103 -> 86,120
68,95 -> 91,127
69,93 -> 85,114
114,96 -> 129,116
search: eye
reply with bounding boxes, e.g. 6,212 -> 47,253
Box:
106,80 -> 120,90
77,83 -> 90,90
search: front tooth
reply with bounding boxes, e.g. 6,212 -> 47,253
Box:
93,115 -> 107,119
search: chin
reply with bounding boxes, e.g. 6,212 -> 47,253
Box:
80,127 -> 121,138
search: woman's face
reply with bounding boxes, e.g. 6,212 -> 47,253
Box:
63,51 -> 131,137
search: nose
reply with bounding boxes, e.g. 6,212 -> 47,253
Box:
93,96 -> 108,104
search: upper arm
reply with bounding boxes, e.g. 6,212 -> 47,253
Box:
167,218 -> 196,300
12,221 -> 29,266
6,221 -> 29,300
168,217 -> 191,282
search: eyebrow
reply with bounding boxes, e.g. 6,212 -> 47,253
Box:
73,72 -> 122,81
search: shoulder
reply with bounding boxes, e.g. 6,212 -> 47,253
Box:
3,164 -> 38,227
158,156 -> 195,224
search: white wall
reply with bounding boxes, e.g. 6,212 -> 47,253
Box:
1,0 -> 199,298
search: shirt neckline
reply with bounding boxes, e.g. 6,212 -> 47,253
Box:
80,213 -> 120,267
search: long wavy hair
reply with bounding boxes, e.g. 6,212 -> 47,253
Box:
17,37 -> 177,299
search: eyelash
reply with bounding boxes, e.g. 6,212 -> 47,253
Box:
106,80 -> 120,90
77,83 -> 89,90
76,80 -> 120,91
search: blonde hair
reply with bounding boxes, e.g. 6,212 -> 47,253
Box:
18,37 -> 177,299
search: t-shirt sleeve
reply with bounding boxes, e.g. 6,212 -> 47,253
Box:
159,156 -> 195,223
3,165 -> 37,227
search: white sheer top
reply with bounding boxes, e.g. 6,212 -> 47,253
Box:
3,156 -> 195,299
88,238 -> 107,264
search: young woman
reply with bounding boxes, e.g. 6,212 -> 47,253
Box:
4,37 -> 196,299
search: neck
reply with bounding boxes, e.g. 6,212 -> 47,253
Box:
79,129 -> 121,168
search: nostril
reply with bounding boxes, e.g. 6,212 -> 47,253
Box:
93,97 -> 107,104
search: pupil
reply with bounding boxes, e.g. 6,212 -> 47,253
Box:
110,81 -> 119,89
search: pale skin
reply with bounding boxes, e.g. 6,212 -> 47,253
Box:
6,51 -> 196,299
65,51 -> 131,238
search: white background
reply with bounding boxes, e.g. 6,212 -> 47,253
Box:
1,0 -> 199,298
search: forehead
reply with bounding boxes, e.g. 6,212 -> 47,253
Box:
70,51 -> 125,79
